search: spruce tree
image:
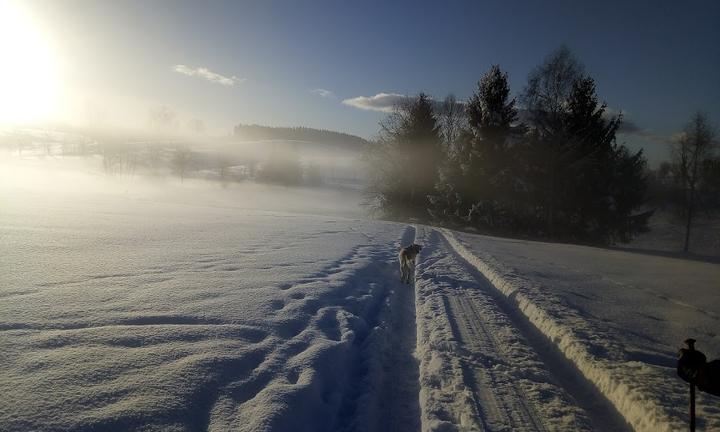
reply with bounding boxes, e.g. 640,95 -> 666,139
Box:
366,93 -> 443,218
463,65 -> 524,228
557,76 -> 647,242
522,47 -> 585,235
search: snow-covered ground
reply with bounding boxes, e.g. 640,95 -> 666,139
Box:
0,175 -> 411,430
2,159 -> 718,431
449,230 -> 720,431
625,210 -> 720,258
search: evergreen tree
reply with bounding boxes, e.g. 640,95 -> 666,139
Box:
521,48 -> 648,242
522,47 -> 585,235
366,93 -> 443,218
463,65 -> 525,228
561,77 -> 646,242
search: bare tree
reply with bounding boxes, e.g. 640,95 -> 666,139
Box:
150,105 -> 178,133
187,118 -> 206,135
521,46 -> 585,236
671,113 -> 717,252
171,147 -> 193,183
437,94 -> 466,152
216,152 -> 234,187
42,131 -> 53,156
522,46 -> 585,124
16,134 -> 30,156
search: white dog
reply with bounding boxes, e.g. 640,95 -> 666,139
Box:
398,243 -> 422,284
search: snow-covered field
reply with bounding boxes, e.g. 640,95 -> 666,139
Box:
2,161 -> 719,431
626,210 -> 720,258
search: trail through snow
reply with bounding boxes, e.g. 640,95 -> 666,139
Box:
413,226 -> 633,432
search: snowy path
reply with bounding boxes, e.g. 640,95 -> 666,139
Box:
213,227 -> 424,432
413,226 -> 632,432
360,225 -> 421,432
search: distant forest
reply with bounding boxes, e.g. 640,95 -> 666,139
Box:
233,124 -> 368,149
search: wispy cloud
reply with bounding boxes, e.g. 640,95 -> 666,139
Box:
605,108 -> 680,144
342,93 -> 411,112
343,92 -> 466,113
310,88 -> 334,98
173,65 -> 245,86
618,126 -> 682,145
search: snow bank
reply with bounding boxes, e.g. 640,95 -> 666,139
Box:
439,228 -> 715,431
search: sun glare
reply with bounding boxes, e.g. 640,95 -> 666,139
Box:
0,0 -> 60,125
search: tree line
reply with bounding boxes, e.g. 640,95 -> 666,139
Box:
365,47 -> 719,247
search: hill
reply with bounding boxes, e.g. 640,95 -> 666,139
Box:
233,124 -> 369,150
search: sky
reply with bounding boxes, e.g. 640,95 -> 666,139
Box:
1,0 -> 719,164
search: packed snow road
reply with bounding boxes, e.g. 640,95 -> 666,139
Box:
413,227 -> 630,432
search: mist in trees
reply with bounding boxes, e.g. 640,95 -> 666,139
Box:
367,47 -> 651,245
171,147 -> 193,183
234,124 -> 368,149
150,105 -> 178,132
256,145 -> 304,186
365,93 -> 443,218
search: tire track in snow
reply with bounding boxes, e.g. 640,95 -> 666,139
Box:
415,226 -> 555,431
437,228 -> 632,432
444,294 -> 547,432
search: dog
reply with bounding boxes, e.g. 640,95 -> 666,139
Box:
398,243 -> 422,284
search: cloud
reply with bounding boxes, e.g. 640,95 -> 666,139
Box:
342,93 -> 412,112
310,88 -> 334,98
605,108 -> 680,144
173,65 -> 245,86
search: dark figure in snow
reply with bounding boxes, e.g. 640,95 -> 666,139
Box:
678,338 -> 720,397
